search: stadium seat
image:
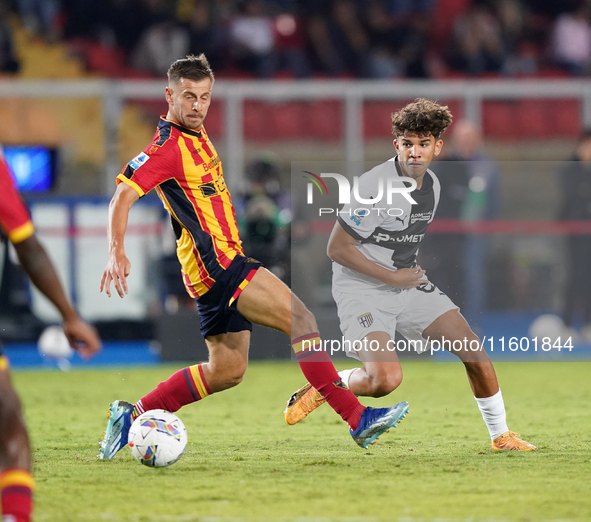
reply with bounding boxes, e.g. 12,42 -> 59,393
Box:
307,100 -> 342,141
364,101 -> 395,139
548,99 -> 581,137
516,100 -> 547,138
243,101 -> 273,140
483,101 -> 519,139
269,101 -> 303,139
84,43 -> 127,77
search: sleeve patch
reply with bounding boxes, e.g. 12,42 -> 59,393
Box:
129,152 -> 150,170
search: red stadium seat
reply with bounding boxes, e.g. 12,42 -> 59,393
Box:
243,101 -> 272,140
364,101 -> 395,139
307,100 -> 342,141
483,101 -> 519,139
548,99 -> 581,137
85,43 -> 127,77
269,101 -> 303,139
516,100 -> 547,138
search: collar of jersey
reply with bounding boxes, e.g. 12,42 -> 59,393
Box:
159,116 -> 207,139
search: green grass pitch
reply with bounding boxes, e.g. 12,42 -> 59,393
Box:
11,360 -> 591,521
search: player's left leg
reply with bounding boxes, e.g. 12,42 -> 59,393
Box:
424,309 -> 498,397
99,331 -> 251,461
0,357 -> 35,522
424,309 -> 536,451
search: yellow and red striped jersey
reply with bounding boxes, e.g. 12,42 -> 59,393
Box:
117,117 -> 243,297
0,154 -> 35,244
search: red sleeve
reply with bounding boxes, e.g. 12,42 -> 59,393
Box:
116,138 -> 180,197
0,155 -> 35,244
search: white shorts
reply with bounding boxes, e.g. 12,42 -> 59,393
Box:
332,282 -> 458,360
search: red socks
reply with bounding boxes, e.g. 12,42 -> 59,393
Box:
133,365 -> 211,420
292,333 -> 365,430
1,469 -> 34,522
130,342 -> 365,431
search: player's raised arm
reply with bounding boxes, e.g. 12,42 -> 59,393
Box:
100,182 -> 140,298
327,220 -> 426,289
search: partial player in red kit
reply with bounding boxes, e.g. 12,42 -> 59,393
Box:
0,152 -> 101,522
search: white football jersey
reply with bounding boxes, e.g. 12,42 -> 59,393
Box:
332,156 -> 441,293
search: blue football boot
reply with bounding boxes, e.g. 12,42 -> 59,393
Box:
350,402 -> 409,449
98,400 -> 134,460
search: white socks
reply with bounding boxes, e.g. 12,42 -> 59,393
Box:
474,389 -> 509,440
338,368 -> 359,389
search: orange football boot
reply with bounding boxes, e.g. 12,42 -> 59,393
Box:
283,382 -> 326,425
491,431 -> 537,451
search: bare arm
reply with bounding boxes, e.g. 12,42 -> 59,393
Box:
13,235 -> 101,358
99,182 -> 140,298
327,221 -> 427,289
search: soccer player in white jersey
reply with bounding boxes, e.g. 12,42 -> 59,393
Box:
284,98 -> 536,451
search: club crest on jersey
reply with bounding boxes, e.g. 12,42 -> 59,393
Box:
358,312 -> 373,328
129,152 -> 149,170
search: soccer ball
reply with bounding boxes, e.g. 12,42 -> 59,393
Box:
38,325 -> 74,358
128,410 -> 187,468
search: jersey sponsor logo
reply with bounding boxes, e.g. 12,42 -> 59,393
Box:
199,176 -> 227,197
358,312 -> 374,328
372,232 -> 425,244
202,155 -> 221,172
129,152 -> 150,170
410,211 -> 433,224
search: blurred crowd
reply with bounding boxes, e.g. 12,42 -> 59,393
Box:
3,0 -> 591,78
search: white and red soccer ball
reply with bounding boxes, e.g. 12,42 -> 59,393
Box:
128,410 -> 187,468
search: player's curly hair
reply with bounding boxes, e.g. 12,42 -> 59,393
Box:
391,98 -> 453,139
167,54 -> 215,84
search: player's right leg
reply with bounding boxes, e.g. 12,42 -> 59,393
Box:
237,268 -> 409,447
99,331 -> 250,460
236,268 -> 364,429
0,356 -> 35,522
285,331 -> 404,424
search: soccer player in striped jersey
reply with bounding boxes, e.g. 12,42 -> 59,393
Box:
0,152 -> 101,522
284,99 -> 536,452
98,54 -> 409,459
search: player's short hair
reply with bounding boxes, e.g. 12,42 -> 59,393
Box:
167,54 -> 215,85
391,98 -> 453,139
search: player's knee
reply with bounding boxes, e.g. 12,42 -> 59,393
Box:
367,370 -> 402,397
223,362 -> 247,389
291,300 -> 317,334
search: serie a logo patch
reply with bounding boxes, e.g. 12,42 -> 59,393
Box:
357,312 -> 373,328
129,152 -> 149,170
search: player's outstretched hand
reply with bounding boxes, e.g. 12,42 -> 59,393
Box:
63,315 -> 102,360
100,252 -> 131,298
388,265 -> 428,289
